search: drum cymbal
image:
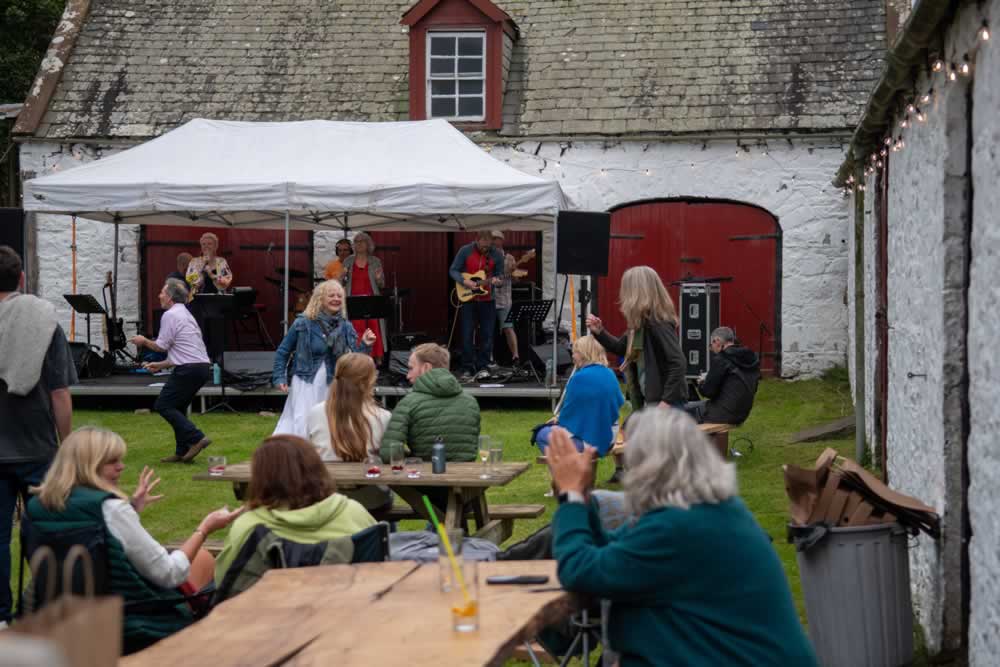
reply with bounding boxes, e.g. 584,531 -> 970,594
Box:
275,266 -> 310,279
265,276 -> 304,293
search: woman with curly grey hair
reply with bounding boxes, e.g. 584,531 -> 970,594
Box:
547,408 -> 817,666
340,231 -> 386,362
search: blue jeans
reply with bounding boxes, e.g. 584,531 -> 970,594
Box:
460,301 -> 496,372
0,460 -> 51,622
533,425 -> 586,453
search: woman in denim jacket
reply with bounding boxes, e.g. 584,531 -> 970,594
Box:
272,280 -> 375,437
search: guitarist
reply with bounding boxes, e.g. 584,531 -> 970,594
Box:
490,231 -> 535,367
448,231 -> 504,382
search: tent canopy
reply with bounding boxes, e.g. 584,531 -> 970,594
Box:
23,118 -> 568,231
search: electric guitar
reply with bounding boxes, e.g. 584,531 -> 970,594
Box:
454,248 -> 535,303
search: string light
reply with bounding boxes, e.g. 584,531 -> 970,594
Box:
900,117 -> 908,128
644,168 -> 652,176
858,184 -> 866,192
948,65 -> 958,81
916,108 -> 926,122
979,21 -> 990,42
921,89 -> 933,104
932,59 -> 945,72
884,137 -> 892,146
906,103 -> 916,114
600,168 -> 607,176
960,55 -> 971,75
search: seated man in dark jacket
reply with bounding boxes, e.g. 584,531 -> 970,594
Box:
687,327 -> 760,425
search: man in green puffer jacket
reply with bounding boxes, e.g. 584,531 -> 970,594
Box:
383,343 -> 479,462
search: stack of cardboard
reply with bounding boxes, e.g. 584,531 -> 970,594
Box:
784,448 -> 940,538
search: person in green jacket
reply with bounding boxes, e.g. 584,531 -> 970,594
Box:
214,435 -> 376,583
382,343 -> 480,462
547,410 -> 818,667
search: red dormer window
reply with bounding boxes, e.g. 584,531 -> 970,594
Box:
402,0 -> 517,130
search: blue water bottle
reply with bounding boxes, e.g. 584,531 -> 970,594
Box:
212,362 -> 221,385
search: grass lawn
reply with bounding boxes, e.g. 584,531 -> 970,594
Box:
8,371 -> 854,629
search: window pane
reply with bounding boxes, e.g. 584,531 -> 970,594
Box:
431,97 -> 456,117
458,37 -> 483,56
457,57 -> 482,74
430,58 -> 455,75
430,36 -> 455,56
431,80 -> 456,95
458,80 -> 483,95
458,96 -> 483,117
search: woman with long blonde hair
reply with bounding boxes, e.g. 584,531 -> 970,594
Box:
27,427 -> 242,653
306,353 -> 393,515
272,280 -> 376,437
586,266 -> 687,481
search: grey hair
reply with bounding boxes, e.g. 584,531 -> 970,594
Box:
163,278 -> 189,305
711,326 -> 735,344
624,408 -> 737,515
352,231 -> 375,253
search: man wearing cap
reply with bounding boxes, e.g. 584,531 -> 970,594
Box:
449,231 -> 504,382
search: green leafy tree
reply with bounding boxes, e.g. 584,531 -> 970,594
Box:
1,0 -> 65,103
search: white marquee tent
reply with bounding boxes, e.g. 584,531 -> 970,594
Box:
23,118 -> 571,379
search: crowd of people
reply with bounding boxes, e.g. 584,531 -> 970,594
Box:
0,239 -> 807,665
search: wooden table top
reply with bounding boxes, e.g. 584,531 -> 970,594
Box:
193,461 -> 531,488
122,561 -> 572,667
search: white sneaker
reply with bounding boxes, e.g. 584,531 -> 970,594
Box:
474,369 -> 491,381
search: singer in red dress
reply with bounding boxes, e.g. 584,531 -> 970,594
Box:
340,232 -> 385,361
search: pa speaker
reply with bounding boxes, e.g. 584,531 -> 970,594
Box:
0,208 -> 25,257
528,343 -> 572,372
556,211 -> 611,276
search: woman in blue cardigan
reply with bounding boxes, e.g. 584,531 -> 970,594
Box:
272,280 -> 374,437
547,409 -> 817,667
534,335 -> 624,457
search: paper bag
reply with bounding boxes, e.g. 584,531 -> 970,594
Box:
6,545 -> 123,667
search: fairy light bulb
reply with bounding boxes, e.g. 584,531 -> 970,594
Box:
880,148 -> 888,157
948,66 -> 957,81
554,161 -> 561,168
921,89 -> 933,104
644,169 -> 651,176
847,175 -> 855,184
916,108 -> 926,122
906,103 -> 916,114
900,117 -> 908,128
932,59 -> 945,72
877,160 -> 884,168
960,56 -> 970,76
979,22 -> 990,41
600,168 -> 607,176
884,137 -> 892,146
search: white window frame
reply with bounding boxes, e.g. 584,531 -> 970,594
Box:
426,31 -> 487,122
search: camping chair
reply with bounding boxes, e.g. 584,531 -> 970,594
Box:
213,522 -> 390,604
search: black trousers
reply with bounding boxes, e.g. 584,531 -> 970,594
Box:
154,363 -> 210,456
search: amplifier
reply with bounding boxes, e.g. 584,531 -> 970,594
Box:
678,283 -> 721,378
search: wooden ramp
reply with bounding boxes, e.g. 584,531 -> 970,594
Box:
789,415 -> 856,443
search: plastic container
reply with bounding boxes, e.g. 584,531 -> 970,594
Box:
212,362 -> 221,385
794,523 -> 913,667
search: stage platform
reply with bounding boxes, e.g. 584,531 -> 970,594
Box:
70,370 -> 563,409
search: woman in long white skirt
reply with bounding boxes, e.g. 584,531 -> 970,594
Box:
271,280 -> 375,437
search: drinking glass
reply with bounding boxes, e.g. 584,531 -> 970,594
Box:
405,457 -> 423,479
478,435 -> 492,480
207,455 -> 227,476
386,441 -> 404,475
489,440 -> 503,475
449,559 -> 479,633
364,453 -> 382,478
439,528 -> 464,592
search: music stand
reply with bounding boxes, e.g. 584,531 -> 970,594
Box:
346,296 -> 390,320
63,295 -> 106,348
505,300 -> 553,384
190,294 -> 238,413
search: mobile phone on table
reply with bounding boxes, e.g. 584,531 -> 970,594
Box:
485,575 -> 550,585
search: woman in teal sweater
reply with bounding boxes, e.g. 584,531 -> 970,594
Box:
547,410 -> 817,667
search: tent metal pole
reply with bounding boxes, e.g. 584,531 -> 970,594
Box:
112,220 -> 120,311
283,210 -> 290,335
551,214 -> 559,388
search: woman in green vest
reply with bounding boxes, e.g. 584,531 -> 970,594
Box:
547,410 -> 817,667
27,427 -> 243,653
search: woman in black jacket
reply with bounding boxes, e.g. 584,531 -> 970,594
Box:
587,265 -> 687,481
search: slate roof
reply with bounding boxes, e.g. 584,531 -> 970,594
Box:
26,0 -> 885,140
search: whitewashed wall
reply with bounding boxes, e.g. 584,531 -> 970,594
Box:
23,136 -> 849,378
850,1 -> 999,656
967,0 -> 1000,662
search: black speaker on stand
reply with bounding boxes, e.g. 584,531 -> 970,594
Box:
556,211 -> 611,276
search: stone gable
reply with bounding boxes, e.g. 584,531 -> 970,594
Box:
30,0 -> 884,139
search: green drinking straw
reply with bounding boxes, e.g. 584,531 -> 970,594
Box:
422,495 -> 472,604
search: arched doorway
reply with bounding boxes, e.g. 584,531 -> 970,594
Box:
596,199 -> 781,375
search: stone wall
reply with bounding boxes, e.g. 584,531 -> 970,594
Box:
967,0 -> 1000,662
850,0 -> 1000,656
23,135 -> 850,378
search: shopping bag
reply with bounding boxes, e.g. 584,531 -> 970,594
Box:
5,545 -> 123,667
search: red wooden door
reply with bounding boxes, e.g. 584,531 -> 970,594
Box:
597,201 -> 781,374
141,227 -> 312,345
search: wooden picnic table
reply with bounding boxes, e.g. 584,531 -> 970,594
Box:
193,461 -> 533,543
122,560 -> 574,667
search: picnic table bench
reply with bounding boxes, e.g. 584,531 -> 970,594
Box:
193,461 -> 542,544
608,422 -> 736,458
122,560 -> 575,667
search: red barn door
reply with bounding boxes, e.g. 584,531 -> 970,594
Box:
596,200 -> 780,374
